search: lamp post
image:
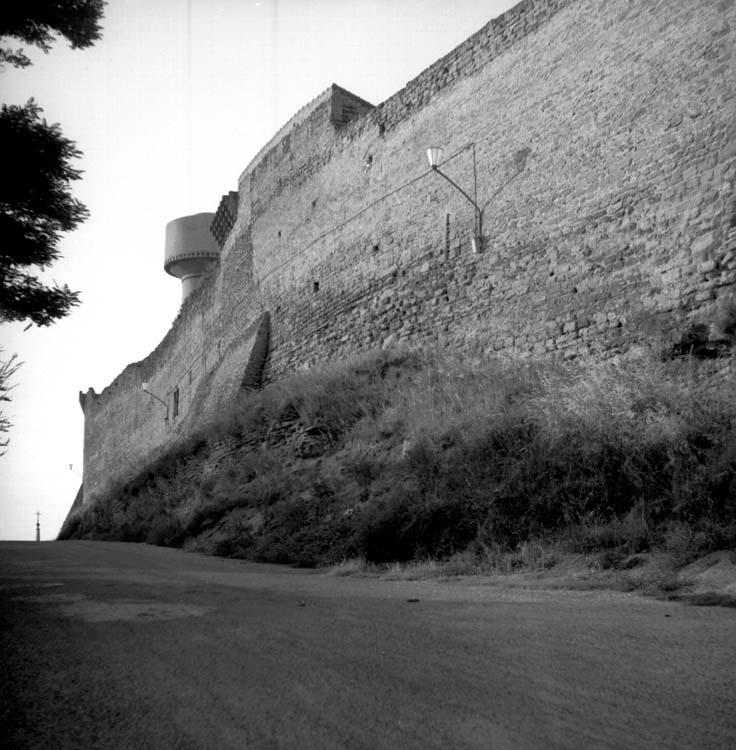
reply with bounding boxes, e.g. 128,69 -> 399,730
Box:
141,382 -> 169,421
426,146 -> 483,253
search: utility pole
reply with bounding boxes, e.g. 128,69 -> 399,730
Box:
35,510 -> 41,542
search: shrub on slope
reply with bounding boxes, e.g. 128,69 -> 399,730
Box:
60,349 -> 736,566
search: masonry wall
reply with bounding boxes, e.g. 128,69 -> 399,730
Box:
81,280 -> 214,503
79,0 -> 736,508
253,0 -> 736,376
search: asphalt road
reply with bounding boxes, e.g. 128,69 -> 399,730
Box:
1,541 -> 735,750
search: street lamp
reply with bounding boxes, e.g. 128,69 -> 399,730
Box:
426,146 -> 483,253
141,382 -> 169,420
426,146 -> 444,168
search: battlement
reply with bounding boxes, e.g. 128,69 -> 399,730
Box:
239,84 -> 374,185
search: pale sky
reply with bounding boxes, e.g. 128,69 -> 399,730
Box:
0,0 -> 516,541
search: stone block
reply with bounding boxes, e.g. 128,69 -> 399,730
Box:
692,232 -> 715,258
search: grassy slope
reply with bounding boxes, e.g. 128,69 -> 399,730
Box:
60,348 -> 736,583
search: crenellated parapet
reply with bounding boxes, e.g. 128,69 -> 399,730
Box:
211,192 -> 239,249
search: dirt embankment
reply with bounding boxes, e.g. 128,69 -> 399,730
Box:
62,350 -> 736,598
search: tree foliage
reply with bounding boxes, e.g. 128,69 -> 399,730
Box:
0,1 -> 105,68
0,351 -> 22,456
0,2 -> 106,327
0,2 -> 105,456
0,100 -> 86,325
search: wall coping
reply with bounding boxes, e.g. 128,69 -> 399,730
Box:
238,84 -> 371,184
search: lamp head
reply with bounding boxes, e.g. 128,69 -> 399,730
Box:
141,382 -> 149,392
426,146 -> 443,169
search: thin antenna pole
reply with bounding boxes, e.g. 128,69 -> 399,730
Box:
271,1 -> 280,131
186,0 -> 193,210
471,143 -> 478,236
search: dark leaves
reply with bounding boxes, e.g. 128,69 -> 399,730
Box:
0,101 -> 85,325
0,1 -> 105,66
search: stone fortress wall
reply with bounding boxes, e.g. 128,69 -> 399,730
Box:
79,0 -> 736,508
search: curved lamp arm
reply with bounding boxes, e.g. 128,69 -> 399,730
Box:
141,383 -> 169,420
426,146 -> 483,250
430,165 -> 483,239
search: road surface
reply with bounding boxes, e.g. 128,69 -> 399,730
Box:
1,541 -> 735,749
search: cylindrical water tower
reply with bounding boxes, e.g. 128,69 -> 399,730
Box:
164,213 -> 220,301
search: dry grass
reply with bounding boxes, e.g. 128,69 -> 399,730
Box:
61,347 -> 736,573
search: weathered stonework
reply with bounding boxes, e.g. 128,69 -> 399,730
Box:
78,0 -> 736,508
